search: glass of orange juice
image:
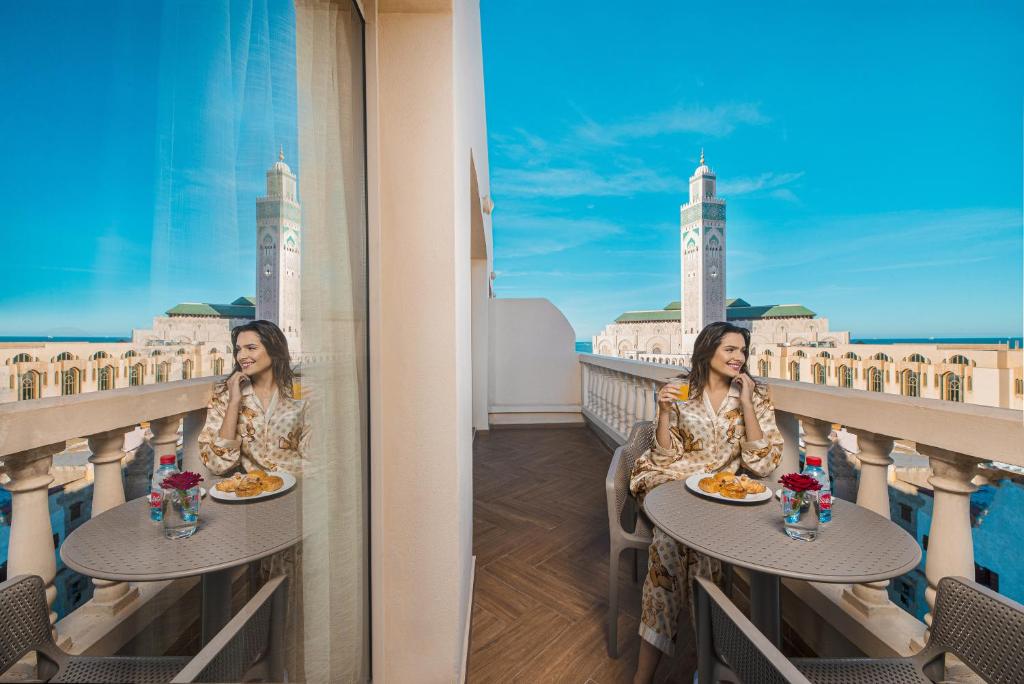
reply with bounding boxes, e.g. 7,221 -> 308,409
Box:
675,377 -> 690,401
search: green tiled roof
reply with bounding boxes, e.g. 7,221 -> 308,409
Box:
726,304 -> 815,320
231,296 -> 256,306
166,302 -> 256,318
615,310 -> 682,323
612,299 -> 815,324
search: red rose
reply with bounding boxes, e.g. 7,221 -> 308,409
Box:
162,471 -> 204,492
778,473 -> 822,493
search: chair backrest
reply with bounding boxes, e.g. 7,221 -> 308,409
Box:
0,575 -> 64,677
926,575 -> 1024,684
171,575 -> 288,683
693,577 -> 812,684
606,421 -> 654,534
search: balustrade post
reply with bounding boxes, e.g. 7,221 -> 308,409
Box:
642,379 -> 655,421
182,408 -> 208,475
615,373 -> 628,438
800,417 -> 833,477
3,442 -> 67,643
842,430 -> 898,616
149,414 -> 182,474
592,368 -> 604,420
774,410 -> 801,477
624,377 -> 637,434
916,445 -> 978,645
86,429 -> 140,615
581,364 -> 591,414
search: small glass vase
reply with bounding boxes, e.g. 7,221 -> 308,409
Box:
162,486 -> 200,539
782,488 -> 820,541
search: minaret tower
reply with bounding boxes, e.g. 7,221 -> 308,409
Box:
680,150 -> 726,341
256,148 -> 301,355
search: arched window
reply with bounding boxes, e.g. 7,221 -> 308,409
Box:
942,373 -> 963,402
55,351 -> 75,361
61,368 -> 80,396
812,364 -> 825,385
213,358 -> 225,375
763,349 -> 774,357
947,354 -> 972,366
651,345 -> 662,354
155,362 -> 169,383
12,353 -> 34,364
817,351 -> 832,359
842,352 -> 860,361
176,348 -> 187,355
905,353 -> 930,364
793,350 -> 807,358
151,350 -> 162,357
129,363 -> 144,387
758,359 -> 770,376
90,351 -> 110,360
98,365 -> 114,391
124,350 -> 137,359
789,361 -> 800,381
901,370 -> 920,397
868,367 -> 884,392
838,365 -> 853,388
872,353 -> 893,362
182,359 -> 193,380
19,371 -> 40,400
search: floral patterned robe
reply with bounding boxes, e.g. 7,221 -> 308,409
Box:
198,382 -> 310,475
629,383 -> 784,655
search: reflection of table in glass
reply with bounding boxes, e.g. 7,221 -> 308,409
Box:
643,480 -> 921,647
61,488 -> 301,644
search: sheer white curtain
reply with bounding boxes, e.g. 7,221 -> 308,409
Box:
294,1 -> 369,681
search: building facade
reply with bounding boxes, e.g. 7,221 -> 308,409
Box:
681,151 -> 726,338
256,150 -> 302,353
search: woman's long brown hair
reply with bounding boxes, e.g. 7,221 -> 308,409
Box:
685,321 -> 759,400
230,320 -> 295,398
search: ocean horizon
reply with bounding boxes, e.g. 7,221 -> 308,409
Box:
576,337 -> 1022,354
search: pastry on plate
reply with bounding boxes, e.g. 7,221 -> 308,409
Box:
214,473 -> 243,492
697,477 -> 720,494
261,475 -> 285,492
235,475 -> 263,497
719,482 -> 748,500
738,474 -> 767,494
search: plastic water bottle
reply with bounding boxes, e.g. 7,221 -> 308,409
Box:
802,456 -> 832,524
150,455 -> 180,522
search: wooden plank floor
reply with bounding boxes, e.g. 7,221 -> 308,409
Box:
469,427 -> 697,683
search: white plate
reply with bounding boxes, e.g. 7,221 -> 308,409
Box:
209,471 -> 296,502
684,472 -> 773,504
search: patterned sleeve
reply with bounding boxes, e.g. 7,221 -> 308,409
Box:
629,403 -> 685,498
298,401 -> 312,461
198,385 -> 242,475
740,393 -> 784,477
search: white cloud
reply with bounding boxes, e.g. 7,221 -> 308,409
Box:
574,103 -> 769,147
718,171 -> 805,196
495,214 -> 625,258
492,165 -> 687,198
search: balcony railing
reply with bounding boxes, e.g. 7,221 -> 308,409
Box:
0,378 -> 219,658
578,352 -> 1024,659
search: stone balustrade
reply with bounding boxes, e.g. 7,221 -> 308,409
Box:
0,378 -> 219,654
578,353 -> 1024,657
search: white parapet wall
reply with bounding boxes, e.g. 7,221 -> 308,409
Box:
488,298 -> 583,426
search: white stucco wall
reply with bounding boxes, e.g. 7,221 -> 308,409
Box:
488,298 -> 582,424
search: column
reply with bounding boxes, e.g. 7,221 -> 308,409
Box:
3,443 -> 65,641
181,408 -> 208,476
149,414 -> 182,473
774,410 -> 801,477
615,373 -> 628,437
800,417 -> 832,477
86,429 -> 140,614
918,445 -> 978,639
842,430 -> 898,616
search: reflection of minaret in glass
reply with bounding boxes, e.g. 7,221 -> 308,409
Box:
680,150 -> 726,337
256,148 -> 301,355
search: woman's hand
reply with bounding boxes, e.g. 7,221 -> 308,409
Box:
657,380 -> 685,410
226,371 -> 247,405
733,373 -> 756,407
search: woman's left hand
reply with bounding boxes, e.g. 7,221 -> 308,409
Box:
733,373 -> 756,406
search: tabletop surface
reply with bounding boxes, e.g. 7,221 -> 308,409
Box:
61,488 -> 302,582
643,480 -> 922,583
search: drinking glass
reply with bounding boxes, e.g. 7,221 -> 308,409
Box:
781,488 -> 819,541
162,486 -> 201,539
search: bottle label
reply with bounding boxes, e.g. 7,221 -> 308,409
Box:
819,492 -> 832,510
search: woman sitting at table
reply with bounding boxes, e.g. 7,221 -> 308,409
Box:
630,321 -> 784,684
198,319 -> 309,475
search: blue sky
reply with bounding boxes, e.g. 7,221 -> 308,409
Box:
481,0 -> 1023,339
0,0 -> 296,336
0,1 -> 1020,340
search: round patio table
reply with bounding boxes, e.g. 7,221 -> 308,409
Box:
642,479 -> 921,647
61,488 -> 301,645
